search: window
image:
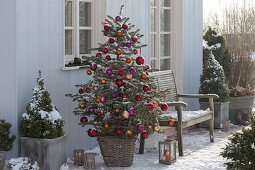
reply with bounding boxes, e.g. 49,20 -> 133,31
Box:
150,0 -> 172,71
64,0 -> 93,66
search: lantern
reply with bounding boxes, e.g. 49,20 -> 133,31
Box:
159,139 -> 176,165
73,149 -> 84,166
84,153 -> 96,168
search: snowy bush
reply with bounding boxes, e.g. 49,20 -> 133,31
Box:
20,71 -> 64,139
221,114 -> 255,170
199,51 -> 229,102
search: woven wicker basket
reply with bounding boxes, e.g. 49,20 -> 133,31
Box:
97,136 -> 137,167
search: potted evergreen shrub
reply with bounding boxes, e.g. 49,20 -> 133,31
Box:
199,50 -> 230,128
20,71 -> 66,170
66,14 -> 166,167
221,113 -> 255,169
0,119 -> 15,170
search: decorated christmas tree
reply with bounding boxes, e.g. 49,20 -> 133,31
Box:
20,71 -> 64,139
199,51 -> 229,102
66,14 -> 169,139
221,113 -> 255,170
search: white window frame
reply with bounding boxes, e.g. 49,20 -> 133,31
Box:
149,0 -> 173,71
64,0 -> 106,69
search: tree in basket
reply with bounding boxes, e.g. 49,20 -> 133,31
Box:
0,119 -> 15,170
66,14 -> 168,167
221,113 -> 255,170
20,71 -> 66,170
199,50 -> 230,128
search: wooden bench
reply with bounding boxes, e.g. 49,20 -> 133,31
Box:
139,70 -> 218,156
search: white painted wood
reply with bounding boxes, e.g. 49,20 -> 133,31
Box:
0,0 -> 17,159
182,0 -> 203,110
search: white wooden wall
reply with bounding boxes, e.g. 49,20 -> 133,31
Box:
0,0 -> 18,159
0,0 -> 202,158
182,0 -> 203,109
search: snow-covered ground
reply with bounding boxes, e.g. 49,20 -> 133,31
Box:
61,126 -> 241,170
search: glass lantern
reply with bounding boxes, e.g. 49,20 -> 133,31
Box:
159,139 -> 176,165
73,149 -> 84,166
84,153 -> 96,168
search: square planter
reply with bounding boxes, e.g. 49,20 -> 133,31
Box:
229,96 -> 255,125
20,135 -> 67,170
199,102 -> 229,128
0,152 -> 5,170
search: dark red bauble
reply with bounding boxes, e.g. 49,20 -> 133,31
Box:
143,85 -> 151,92
97,112 -> 103,118
108,37 -> 115,44
87,129 -> 97,137
141,132 -> 149,139
161,103 -> 168,111
115,79 -> 124,87
106,55 -> 111,61
122,24 -> 129,30
85,87 -> 91,93
122,94 -> 129,98
135,95 -> 142,101
147,103 -> 155,111
118,70 -> 125,76
96,52 -> 102,57
144,64 -> 151,70
132,36 -> 138,42
78,88 -> 84,94
80,116 -> 88,123
104,25 -> 110,31
116,128 -> 123,135
136,56 -> 145,65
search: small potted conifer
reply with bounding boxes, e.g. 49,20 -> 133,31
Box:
20,71 -> 66,170
199,51 -> 230,128
0,119 -> 15,170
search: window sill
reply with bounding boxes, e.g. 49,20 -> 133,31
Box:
62,65 -> 89,71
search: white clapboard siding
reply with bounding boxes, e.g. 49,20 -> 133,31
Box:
183,0 -> 203,110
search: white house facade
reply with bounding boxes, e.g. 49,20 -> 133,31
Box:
0,0 -> 202,158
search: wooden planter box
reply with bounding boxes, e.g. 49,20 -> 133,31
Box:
199,102 -> 229,128
20,135 -> 67,170
229,96 -> 255,124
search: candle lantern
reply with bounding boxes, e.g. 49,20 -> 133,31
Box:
84,153 -> 96,169
159,139 -> 176,165
73,149 -> 84,166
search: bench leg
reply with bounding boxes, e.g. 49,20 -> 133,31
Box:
139,134 -> 145,154
176,106 -> 184,156
209,98 -> 215,143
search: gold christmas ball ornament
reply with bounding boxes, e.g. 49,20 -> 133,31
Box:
125,57 -> 132,63
122,111 -> 129,119
125,74 -> 133,80
115,108 -> 121,113
116,31 -> 123,37
141,73 -> 147,80
153,125 -> 161,132
95,97 -> 101,103
79,102 -> 86,109
116,49 -> 123,55
126,129 -> 133,136
103,122 -> 110,129
100,78 -> 107,84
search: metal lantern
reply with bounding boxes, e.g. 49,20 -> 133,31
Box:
84,153 -> 96,169
159,139 -> 176,165
73,149 -> 84,166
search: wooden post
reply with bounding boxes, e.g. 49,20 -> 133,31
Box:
176,106 -> 183,156
139,135 -> 145,154
209,98 -> 215,142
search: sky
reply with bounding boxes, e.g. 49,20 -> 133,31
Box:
203,0 -> 255,20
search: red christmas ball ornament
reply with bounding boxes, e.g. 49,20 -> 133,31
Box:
104,24 -> 111,31
132,36 -> 138,42
133,49 -> 138,54
108,37 -> 115,44
122,94 -> 129,98
85,87 -> 91,93
168,120 -> 174,127
97,112 -> 103,118
115,79 -> 124,87
80,116 -> 88,123
105,55 -> 111,61
87,129 -> 97,137
122,24 -> 129,30
96,52 -> 102,57
135,95 -> 142,101
141,132 -> 149,139
147,103 -> 155,111
78,88 -> 84,94
118,70 -> 125,76
136,56 -> 145,65
116,128 -> 123,135
144,64 -> 151,70
143,85 -> 151,92
87,69 -> 93,75
161,103 -> 168,111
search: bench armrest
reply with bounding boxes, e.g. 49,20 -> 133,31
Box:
177,93 -> 219,99
162,101 -> 188,107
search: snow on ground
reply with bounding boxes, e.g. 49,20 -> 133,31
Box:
61,126 -> 241,170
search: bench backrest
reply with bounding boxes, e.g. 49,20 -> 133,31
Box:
150,70 -> 178,102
